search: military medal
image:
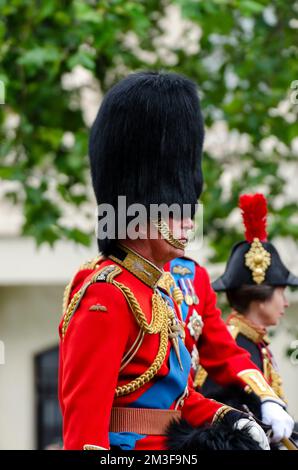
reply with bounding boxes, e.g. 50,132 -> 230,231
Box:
184,293 -> 193,306
191,345 -> 199,373
186,278 -> 199,305
172,285 -> 184,305
179,278 -> 193,305
187,310 -> 204,341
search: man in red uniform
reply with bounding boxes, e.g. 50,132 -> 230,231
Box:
58,71 -> 269,450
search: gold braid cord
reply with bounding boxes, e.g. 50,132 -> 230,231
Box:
62,282 -> 72,316
62,282 -> 92,339
111,280 -> 171,397
115,320 -> 168,397
61,264 -> 119,339
62,263 -> 174,398
262,347 -> 286,402
113,280 -> 166,334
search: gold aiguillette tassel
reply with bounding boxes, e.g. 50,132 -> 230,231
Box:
168,316 -> 184,371
171,335 -> 183,371
172,286 -> 184,305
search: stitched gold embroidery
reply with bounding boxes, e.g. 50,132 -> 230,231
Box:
245,238 -> 271,284
237,369 -> 280,400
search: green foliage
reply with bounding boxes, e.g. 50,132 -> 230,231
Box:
176,0 -> 298,261
0,0 -> 297,255
0,0 -> 164,245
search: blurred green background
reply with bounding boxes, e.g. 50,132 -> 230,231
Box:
0,0 -> 297,256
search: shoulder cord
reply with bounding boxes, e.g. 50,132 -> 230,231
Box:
111,279 -> 170,397
62,255 -> 103,315
62,266 -> 173,397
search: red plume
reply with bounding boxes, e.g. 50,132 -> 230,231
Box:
239,193 -> 268,242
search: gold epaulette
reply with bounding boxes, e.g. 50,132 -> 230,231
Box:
61,264 -> 122,339
62,255 -> 104,314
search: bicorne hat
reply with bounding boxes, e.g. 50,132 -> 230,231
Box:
212,193 -> 298,291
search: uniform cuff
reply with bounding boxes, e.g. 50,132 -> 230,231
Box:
83,444 -> 109,450
237,369 -> 286,407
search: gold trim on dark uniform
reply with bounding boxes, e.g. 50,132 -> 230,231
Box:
228,312 -> 270,344
228,312 -> 286,402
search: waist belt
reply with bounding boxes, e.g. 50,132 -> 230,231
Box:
109,407 -> 181,436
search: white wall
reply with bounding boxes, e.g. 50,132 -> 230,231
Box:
0,237 -> 97,285
269,312 -> 298,419
0,285 -> 63,450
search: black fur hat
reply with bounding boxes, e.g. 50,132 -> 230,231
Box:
89,71 -> 204,255
166,417 -> 262,451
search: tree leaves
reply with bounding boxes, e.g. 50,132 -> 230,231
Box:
0,0 -> 297,254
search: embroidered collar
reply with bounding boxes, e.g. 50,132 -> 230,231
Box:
109,244 -> 163,288
227,311 -> 270,344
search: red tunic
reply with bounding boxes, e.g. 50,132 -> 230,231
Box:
59,258 -> 223,450
164,258 -> 261,389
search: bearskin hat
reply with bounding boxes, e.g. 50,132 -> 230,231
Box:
89,71 -> 204,255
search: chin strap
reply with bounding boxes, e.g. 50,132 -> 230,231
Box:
152,218 -> 187,250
